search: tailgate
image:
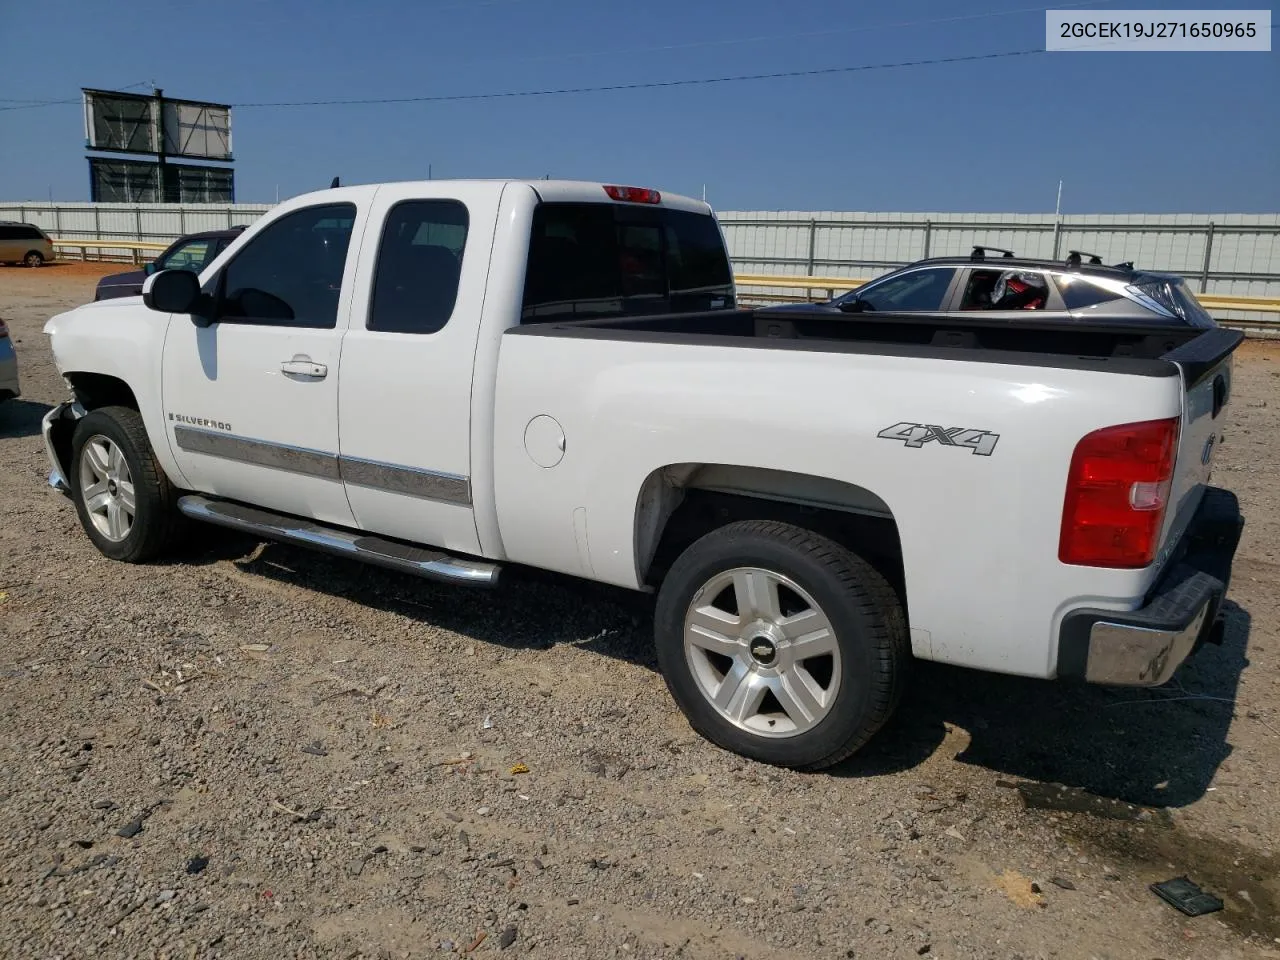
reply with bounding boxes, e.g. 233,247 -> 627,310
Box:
1157,327 -> 1244,567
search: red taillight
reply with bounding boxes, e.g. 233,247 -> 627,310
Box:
1059,417 -> 1179,568
603,184 -> 661,204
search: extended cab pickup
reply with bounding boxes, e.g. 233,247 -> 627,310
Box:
41,179 -> 1244,770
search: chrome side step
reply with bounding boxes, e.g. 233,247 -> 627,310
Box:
177,495 -> 500,587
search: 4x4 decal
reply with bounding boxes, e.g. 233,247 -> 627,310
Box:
877,422 -> 1000,457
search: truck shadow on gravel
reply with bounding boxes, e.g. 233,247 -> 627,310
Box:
838,600 -> 1251,809
189,534 -> 1248,810
0,399 -> 53,439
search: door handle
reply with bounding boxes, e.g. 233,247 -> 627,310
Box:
281,357 -> 328,379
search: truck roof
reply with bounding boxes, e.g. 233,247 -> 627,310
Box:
291,179 -> 714,216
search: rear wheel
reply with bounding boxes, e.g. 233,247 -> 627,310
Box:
70,406 -> 184,562
655,520 -> 909,770
24,251 -> 44,267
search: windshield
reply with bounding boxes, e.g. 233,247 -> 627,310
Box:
159,238 -> 214,273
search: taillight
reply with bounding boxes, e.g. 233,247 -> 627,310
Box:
603,184 -> 661,204
1059,417 -> 1179,568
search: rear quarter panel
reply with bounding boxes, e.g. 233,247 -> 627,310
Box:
493,332 -> 1184,679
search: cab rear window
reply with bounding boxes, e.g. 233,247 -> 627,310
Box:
521,203 -> 733,323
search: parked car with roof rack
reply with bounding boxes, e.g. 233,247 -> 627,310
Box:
94,227 -> 248,301
766,246 -> 1218,329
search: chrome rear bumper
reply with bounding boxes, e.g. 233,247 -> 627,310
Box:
1057,487 -> 1242,686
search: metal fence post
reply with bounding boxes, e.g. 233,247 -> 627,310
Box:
1051,219 -> 1062,260
54,205 -> 62,237
1200,221 -> 1216,293
806,219 -> 817,276
923,220 -> 932,259
227,209 -> 234,229
19,205 -> 26,224
135,206 -> 143,242
93,207 -> 101,259
179,206 -> 187,236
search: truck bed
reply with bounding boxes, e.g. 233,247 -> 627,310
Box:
509,306 -> 1241,382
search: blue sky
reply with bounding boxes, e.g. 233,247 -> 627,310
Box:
0,0 -> 1275,211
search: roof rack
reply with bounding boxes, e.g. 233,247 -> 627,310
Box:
1065,249 -> 1105,268
970,245 -> 1016,261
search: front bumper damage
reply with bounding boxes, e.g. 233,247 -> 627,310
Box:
41,400 -> 84,496
1057,486 -> 1243,686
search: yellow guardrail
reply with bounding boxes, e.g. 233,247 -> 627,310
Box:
51,238 -> 170,265
733,273 -> 1280,316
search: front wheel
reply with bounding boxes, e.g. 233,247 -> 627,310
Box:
654,520 -> 909,771
70,406 -> 184,562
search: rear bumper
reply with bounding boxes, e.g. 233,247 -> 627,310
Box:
42,400 -> 84,495
1057,486 -> 1243,686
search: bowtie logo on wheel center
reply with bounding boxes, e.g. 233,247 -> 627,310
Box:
749,636 -> 778,666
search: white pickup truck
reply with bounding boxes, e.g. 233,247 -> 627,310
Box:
41,179 -> 1244,770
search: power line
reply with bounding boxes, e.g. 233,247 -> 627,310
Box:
236,48 -> 1045,109
0,80 -> 153,113
437,0 -> 1122,68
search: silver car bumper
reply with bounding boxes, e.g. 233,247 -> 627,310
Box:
1057,487 -> 1242,686
0,339 -> 19,398
42,401 -> 85,495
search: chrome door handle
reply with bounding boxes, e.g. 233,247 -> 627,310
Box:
281,357 -> 327,379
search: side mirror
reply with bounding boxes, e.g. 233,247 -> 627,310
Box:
143,261 -> 157,276
836,297 -> 868,313
143,269 -> 206,322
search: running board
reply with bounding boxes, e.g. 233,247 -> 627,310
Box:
177,495 -> 500,587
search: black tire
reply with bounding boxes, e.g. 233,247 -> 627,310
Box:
70,406 -> 185,562
654,520 -> 909,771
24,251 -> 44,268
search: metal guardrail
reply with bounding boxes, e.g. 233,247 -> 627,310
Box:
52,238 -> 169,264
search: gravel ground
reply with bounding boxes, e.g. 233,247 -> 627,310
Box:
2,262 -> 1279,960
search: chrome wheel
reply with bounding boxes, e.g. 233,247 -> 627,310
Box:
683,567 -> 841,738
78,434 -> 135,542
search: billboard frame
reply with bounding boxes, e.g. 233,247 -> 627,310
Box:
82,88 -> 234,163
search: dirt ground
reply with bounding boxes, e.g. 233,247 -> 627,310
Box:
2,262 -> 1279,960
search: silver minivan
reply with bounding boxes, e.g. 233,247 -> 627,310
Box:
0,221 -> 54,267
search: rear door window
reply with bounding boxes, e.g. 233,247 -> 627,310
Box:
960,269 -> 1051,310
521,203 -> 733,323
368,199 -> 469,334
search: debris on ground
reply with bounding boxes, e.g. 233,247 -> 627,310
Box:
1151,876 -> 1225,917
1015,781 -> 1169,822
995,870 -> 1047,909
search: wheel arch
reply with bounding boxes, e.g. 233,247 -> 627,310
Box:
634,463 -> 907,613
64,372 -> 140,411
